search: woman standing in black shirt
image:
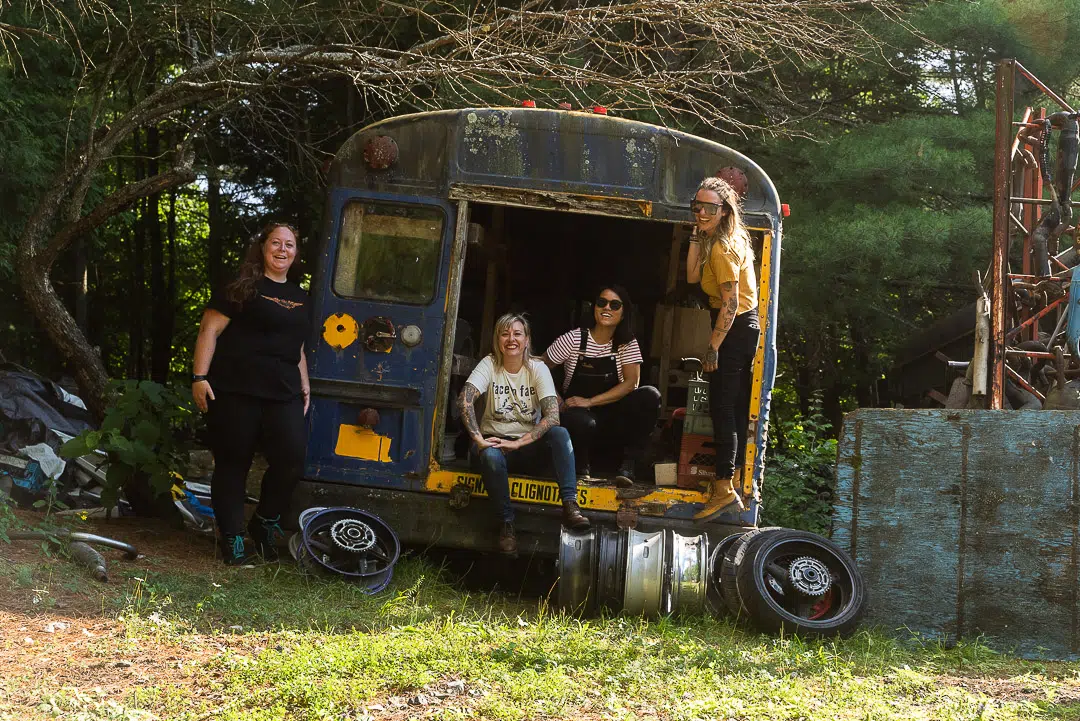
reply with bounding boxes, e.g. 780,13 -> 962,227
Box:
192,223 -> 311,564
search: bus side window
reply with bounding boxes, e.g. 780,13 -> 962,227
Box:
334,201 -> 445,304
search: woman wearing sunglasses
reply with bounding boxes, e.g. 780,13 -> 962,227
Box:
543,284 -> 661,486
685,176 -> 760,520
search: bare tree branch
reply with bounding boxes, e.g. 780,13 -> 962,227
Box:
12,0 -> 907,416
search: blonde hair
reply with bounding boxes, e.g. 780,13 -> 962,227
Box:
695,176 -> 753,270
490,313 -> 534,371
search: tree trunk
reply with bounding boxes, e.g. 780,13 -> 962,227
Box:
129,127 -> 147,379
16,259 -> 110,417
147,121 -> 170,383
822,382 -> 845,439
207,170 -> 223,291
74,237 -> 88,333
948,49 -> 964,116
164,188 -> 178,378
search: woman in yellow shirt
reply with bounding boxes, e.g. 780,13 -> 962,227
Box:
685,176 -> 759,520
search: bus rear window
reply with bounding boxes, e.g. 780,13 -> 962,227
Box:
333,201 -> 444,304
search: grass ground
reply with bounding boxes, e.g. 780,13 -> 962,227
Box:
1,511 -> 1079,721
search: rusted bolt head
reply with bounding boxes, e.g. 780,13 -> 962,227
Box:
363,135 -> 398,170
358,408 -> 381,428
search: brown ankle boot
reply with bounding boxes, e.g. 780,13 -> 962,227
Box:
562,500 -> 590,529
693,477 -> 745,522
498,521 -> 518,555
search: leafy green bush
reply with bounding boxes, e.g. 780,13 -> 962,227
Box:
59,380 -> 197,510
761,399 -> 838,535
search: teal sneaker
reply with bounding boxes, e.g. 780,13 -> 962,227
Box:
219,534 -> 249,566
248,513 -> 285,561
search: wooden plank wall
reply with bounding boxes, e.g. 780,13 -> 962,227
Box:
833,409 -> 1080,659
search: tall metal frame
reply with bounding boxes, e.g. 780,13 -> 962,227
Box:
989,60 -> 1078,409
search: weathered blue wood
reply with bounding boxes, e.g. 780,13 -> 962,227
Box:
833,409 -> 1080,659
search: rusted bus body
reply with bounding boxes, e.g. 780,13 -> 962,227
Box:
296,108 -> 785,554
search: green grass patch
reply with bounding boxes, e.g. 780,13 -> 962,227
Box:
97,556 -> 1080,721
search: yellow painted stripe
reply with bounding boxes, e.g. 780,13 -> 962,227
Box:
426,469 -> 706,515
742,231 -> 773,497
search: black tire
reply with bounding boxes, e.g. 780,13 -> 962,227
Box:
728,528 -> 868,637
705,532 -> 747,617
719,526 -> 785,617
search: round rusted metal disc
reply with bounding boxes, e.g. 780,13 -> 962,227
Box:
363,135 -> 398,170
715,166 -> 748,198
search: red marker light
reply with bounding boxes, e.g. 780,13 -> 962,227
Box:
592,106 -> 608,115
558,102 -> 573,110
781,203 -> 790,217
521,100 -> 536,108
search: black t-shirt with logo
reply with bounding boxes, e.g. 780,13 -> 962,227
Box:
207,276 -> 312,401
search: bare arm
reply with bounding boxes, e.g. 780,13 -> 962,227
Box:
587,364 -> 640,407
710,280 -> 740,349
299,344 -> 310,414
515,396 -> 560,447
686,239 -> 702,283
542,352 -> 558,369
192,309 -> 230,412
458,382 -> 492,449
703,280 -> 739,372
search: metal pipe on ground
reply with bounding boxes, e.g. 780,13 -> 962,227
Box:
7,530 -> 138,559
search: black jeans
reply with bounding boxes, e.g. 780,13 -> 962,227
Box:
708,309 -> 760,480
206,392 -> 306,536
561,386 -> 662,469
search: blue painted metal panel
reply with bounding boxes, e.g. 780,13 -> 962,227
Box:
330,108 -> 783,221
834,409 -> 1080,659
452,108 -> 657,196
304,190 -> 457,486
314,108 -> 785,526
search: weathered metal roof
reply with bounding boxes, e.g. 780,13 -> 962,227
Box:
330,108 -> 782,223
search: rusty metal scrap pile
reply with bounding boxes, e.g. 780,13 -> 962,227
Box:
948,62 -> 1080,410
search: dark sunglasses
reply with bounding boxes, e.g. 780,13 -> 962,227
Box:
690,200 -> 722,217
596,298 -> 624,311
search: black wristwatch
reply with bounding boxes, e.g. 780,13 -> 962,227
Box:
192,374 -> 208,383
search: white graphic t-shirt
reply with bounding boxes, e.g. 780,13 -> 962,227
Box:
465,356 -> 558,439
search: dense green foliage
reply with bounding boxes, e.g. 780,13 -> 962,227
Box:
761,399 -> 838,534
6,0 -> 1080,512
58,381 -> 198,508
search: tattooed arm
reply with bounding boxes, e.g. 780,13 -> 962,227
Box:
492,396 -> 560,450
458,383 -> 494,449
704,280 -> 738,372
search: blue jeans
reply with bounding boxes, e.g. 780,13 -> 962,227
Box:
470,426 -> 578,523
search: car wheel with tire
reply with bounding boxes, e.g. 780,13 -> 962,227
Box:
723,528 -> 868,637
705,531 -> 747,616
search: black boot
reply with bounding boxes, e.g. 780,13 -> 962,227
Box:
247,513 -> 285,561
218,533 -> 250,566
614,458 -> 636,488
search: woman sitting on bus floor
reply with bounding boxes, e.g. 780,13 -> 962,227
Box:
191,222 -> 311,565
685,176 -> 759,521
543,284 -> 661,487
458,313 -> 590,555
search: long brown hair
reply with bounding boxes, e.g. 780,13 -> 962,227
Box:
695,176 -> 753,272
225,222 -> 299,305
